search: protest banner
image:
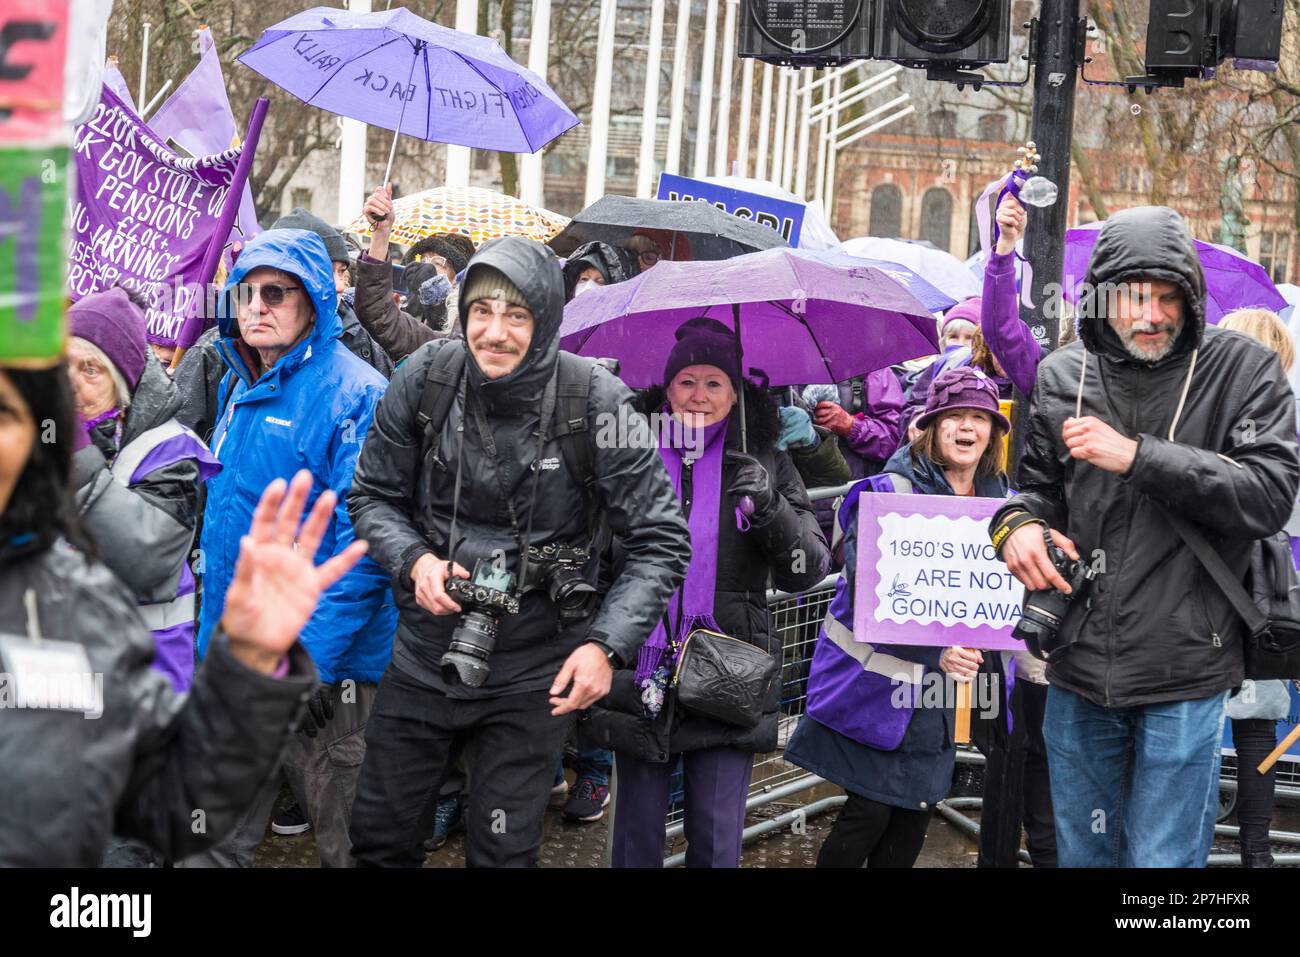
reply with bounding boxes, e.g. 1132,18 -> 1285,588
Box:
854,492 -> 1027,651
0,0 -> 69,144
656,172 -> 805,246
1,146 -> 69,365
67,84 -> 264,347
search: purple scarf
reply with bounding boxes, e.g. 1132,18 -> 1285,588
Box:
634,413 -> 733,685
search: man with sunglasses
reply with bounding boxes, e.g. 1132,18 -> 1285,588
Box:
181,228 -> 398,868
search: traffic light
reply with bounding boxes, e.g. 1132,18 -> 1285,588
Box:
737,0 -> 873,68
870,0 -> 1011,70
1140,1 -> 1284,83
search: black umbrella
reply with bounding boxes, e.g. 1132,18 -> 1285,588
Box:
548,195 -> 790,262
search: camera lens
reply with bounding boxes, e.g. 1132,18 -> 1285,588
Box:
441,611 -> 499,687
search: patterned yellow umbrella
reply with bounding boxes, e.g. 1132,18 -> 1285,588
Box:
344,186 -> 569,249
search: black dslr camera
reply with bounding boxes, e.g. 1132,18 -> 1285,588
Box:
527,544 -> 597,621
442,559 -> 521,688
1012,528 -> 1096,662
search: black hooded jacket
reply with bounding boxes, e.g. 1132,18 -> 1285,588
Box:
348,237 -> 690,698
993,207 -> 1300,708
562,241 -> 638,300
580,382 -> 832,759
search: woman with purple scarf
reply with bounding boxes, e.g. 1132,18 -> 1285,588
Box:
67,288 -> 221,693
785,366 -> 1010,867
582,317 -> 830,867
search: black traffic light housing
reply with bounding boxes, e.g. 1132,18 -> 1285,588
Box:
737,0 -> 873,68
870,0 -> 1012,69
1127,0 -> 1285,88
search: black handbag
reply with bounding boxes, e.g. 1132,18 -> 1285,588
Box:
672,626 -> 779,729
1161,506 -> 1300,680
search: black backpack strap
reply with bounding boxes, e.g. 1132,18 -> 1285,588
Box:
1159,504 -> 1269,639
850,376 -> 865,415
552,352 -> 598,527
415,344 -> 467,466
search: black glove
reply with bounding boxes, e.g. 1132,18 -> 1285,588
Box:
301,685 -> 336,738
725,450 -> 777,521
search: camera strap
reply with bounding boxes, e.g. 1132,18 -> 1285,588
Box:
465,374 -> 558,590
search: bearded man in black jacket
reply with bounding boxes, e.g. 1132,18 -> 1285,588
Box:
990,207 -> 1300,867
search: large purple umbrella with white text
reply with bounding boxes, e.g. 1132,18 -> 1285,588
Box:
1063,221 -> 1288,324
239,7 -> 579,182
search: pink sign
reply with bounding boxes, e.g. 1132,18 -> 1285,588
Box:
0,0 -> 69,143
854,492 -> 1027,651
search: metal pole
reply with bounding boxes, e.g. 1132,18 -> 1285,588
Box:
691,0 -> 720,178
735,58 -> 755,178
834,93 -> 912,138
519,0 -> 553,205
585,0 -> 619,206
807,73 -> 899,122
794,70 -> 812,198
834,106 -> 915,149
712,0 -> 739,177
770,68 -> 789,189
1020,0 -> 1080,358
635,0 -> 666,198
782,67 -> 798,192
445,0 -> 478,187
664,0 -> 692,175
813,72 -> 829,204
383,41 -> 424,187
823,72 -> 842,220
1011,0 -> 1081,467
754,63 -> 773,181
138,21 -> 151,109
664,795 -> 847,867
139,79 -> 173,120
733,301 -> 748,452
338,0 -> 373,221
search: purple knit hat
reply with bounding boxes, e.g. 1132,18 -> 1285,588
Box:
662,316 -> 742,392
941,296 -> 982,333
916,366 -> 1010,432
68,288 -> 149,389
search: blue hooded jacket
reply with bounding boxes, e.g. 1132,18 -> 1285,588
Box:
196,228 -> 396,683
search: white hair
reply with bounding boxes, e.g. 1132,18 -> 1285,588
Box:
70,336 -> 133,410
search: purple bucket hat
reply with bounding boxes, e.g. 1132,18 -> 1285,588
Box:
916,365 -> 1010,432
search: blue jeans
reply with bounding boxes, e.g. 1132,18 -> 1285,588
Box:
1043,685 -> 1228,867
556,745 -> 613,788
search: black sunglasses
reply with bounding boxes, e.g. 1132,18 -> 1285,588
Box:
242,282 -> 302,308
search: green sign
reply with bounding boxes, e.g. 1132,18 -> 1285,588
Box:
1,146 -> 68,365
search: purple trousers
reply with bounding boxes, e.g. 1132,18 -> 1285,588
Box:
611,747 -> 754,868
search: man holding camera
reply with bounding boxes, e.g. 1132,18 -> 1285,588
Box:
346,236 -> 689,867
990,207 -> 1299,867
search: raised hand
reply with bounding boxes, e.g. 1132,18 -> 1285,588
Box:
221,470 -> 369,674
995,193 -> 1027,256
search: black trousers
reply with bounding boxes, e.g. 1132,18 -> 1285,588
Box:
817,793 -> 932,868
349,665 -> 575,867
1232,717 -> 1278,848
975,678 -> 1057,867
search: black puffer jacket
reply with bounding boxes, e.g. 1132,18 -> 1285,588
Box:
582,383 -> 832,759
993,206 -> 1300,708
349,237 -> 690,698
0,537 -> 315,866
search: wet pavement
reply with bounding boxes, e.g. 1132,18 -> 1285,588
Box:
256,775 -> 978,868
255,764 -> 1300,868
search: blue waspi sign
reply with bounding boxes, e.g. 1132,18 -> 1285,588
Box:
656,173 -> 805,246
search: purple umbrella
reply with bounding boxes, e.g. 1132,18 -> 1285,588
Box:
561,248 -> 940,446
1063,222 -> 1287,324
239,7 -> 579,183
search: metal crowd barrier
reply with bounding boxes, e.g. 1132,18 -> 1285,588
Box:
640,481 -> 1300,867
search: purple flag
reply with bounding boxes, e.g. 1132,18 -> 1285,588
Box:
147,28 -> 260,258
68,84 -> 248,346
